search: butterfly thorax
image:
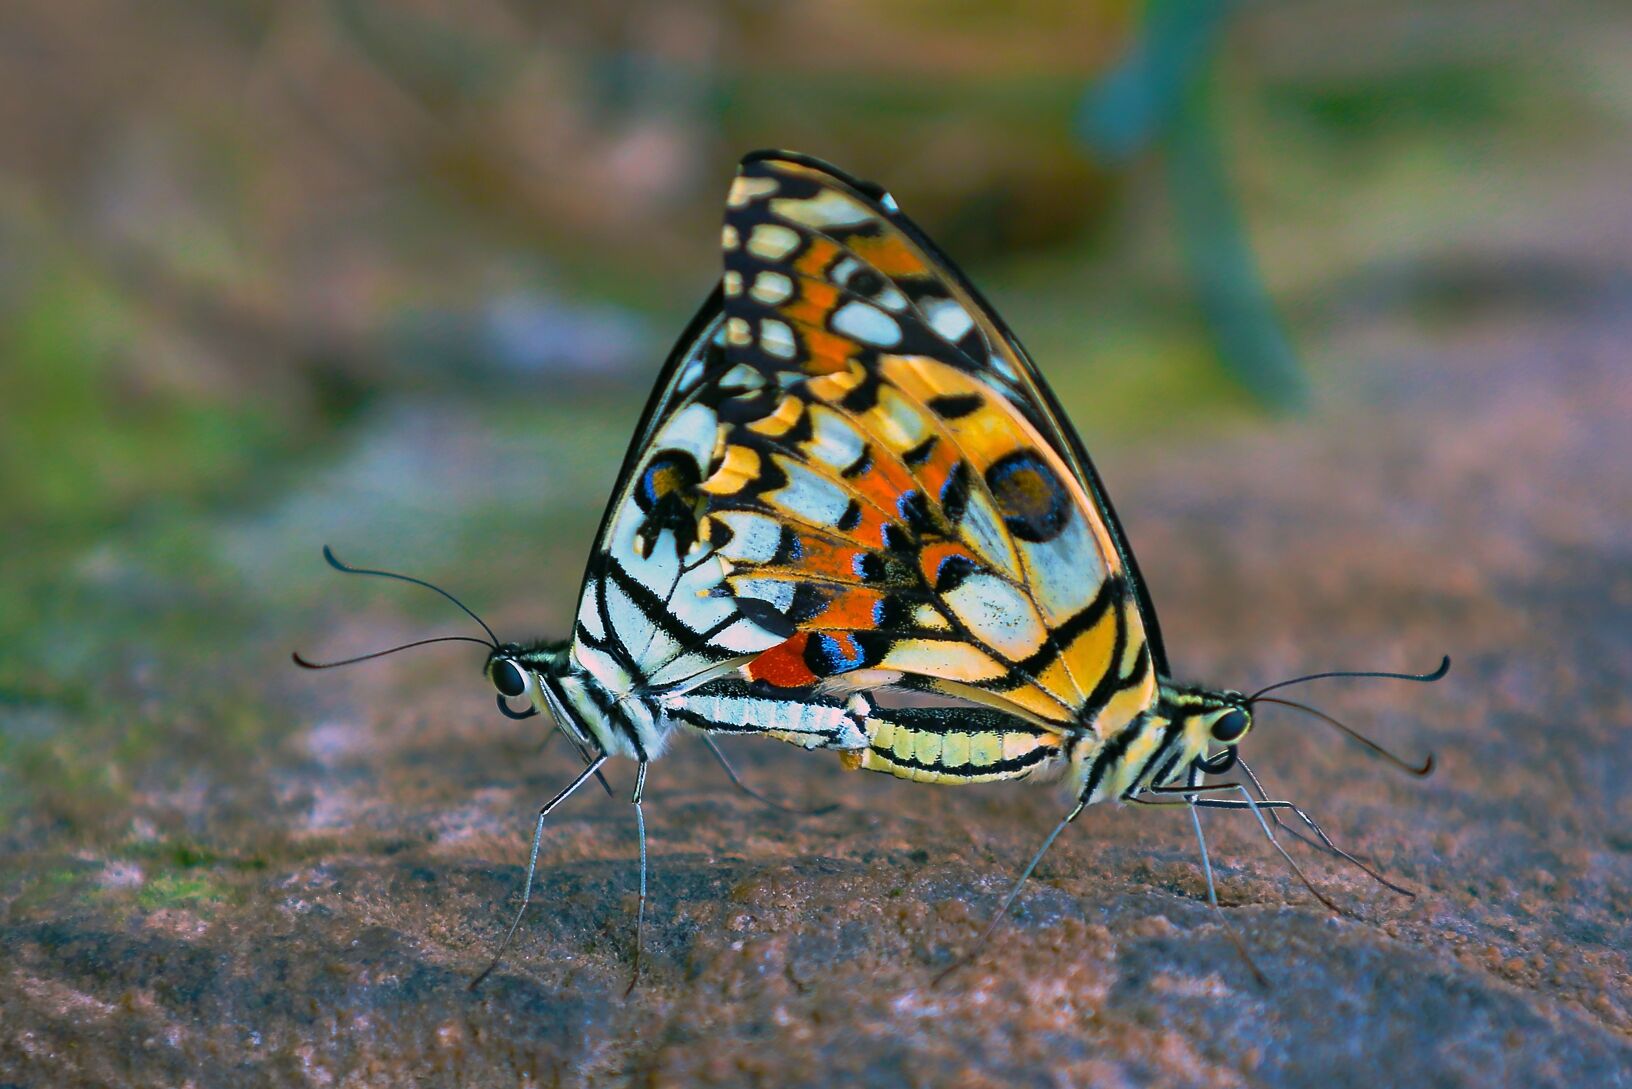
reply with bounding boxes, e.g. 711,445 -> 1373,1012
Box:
1063,680 -> 1251,804
492,639 -> 666,761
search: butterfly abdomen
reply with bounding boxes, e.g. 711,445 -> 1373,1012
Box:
850,705 -> 1067,784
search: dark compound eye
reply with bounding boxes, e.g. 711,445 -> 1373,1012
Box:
492,659 -> 526,699
1211,708 -> 1249,743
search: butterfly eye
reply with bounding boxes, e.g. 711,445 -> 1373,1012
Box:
1211,708 -> 1250,743
491,658 -> 527,699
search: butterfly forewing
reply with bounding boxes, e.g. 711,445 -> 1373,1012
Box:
701,153 -> 1159,739
567,291 -> 792,713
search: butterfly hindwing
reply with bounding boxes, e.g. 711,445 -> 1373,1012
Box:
702,152 -> 1159,735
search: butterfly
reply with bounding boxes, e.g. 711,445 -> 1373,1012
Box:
298,150 -> 1446,988
677,151 -> 1447,980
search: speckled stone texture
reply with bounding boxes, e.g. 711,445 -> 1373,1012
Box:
4,297 -> 1630,1087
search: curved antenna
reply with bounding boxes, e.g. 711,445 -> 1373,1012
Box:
1253,695 -> 1434,777
292,636 -> 495,670
1249,655 -> 1449,701
320,545 -> 499,647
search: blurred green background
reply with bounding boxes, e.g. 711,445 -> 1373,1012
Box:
0,0 -> 1622,834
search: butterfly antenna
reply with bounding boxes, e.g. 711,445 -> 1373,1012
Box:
292,636 -> 496,670
1248,655 -> 1449,701
319,545 -> 500,646
1252,696 -> 1434,777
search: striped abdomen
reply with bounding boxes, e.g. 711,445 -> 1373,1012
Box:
849,705 -> 1066,784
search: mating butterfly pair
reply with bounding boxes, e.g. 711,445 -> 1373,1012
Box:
302,151 -> 1444,987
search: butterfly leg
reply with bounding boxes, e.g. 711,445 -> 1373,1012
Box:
535,727 -> 616,798
1179,785 -> 1352,917
700,734 -> 837,816
931,800 -> 1086,987
625,759 -> 650,997
1236,757 -> 1411,897
470,754 -> 611,990
1131,780 -> 1269,986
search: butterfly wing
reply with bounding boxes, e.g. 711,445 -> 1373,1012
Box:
699,151 -> 1160,736
567,289 -> 794,708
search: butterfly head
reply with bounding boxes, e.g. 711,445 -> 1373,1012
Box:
486,640 -> 570,711
1158,684 -> 1255,778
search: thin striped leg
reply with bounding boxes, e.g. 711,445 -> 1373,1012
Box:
1236,757 -> 1412,897
470,754 -> 610,990
931,801 -> 1086,987
701,734 -> 837,816
625,760 -> 650,996
1133,777 -> 1268,986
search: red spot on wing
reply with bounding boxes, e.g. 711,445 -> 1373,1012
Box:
746,634 -> 818,688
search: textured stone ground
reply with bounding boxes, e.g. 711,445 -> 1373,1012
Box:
5,283 -> 1631,1085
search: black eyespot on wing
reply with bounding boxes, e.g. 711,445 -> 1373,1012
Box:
836,500 -> 863,532
848,267 -> 885,298
633,449 -> 704,557
1211,708 -> 1250,743
492,659 -> 526,698
927,393 -> 983,419
983,450 -> 1070,543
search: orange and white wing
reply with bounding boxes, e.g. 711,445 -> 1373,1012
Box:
698,151 -> 1161,736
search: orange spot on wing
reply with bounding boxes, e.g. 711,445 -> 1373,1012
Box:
800,327 -> 862,374
747,634 -> 817,688
917,540 -> 980,586
847,233 -> 928,277
808,586 -> 886,630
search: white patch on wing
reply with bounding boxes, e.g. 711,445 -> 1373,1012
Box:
571,639 -> 630,698
923,298 -> 975,343
771,190 -> 873,229
728,175 -> 778,207
717,363 -> 765,393
770,457 -> 853,526
576,582 -> 606,642
1013,509 -> 1104,625
750,271 -> 794,305
957,487 -> 1022,581
714,510 -> 784,563
912,603 -> 951,631
658,402 -> 722,463
760,318 -> 797,359
603,569 -> 654,646
802,404 -> 866,473
869,384 -> 931,454
729,576 -> 796,613
747,224 -> 800,260
830,301 -> 902,347
943,573 -> 1049,659
676,355 -> 706,395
